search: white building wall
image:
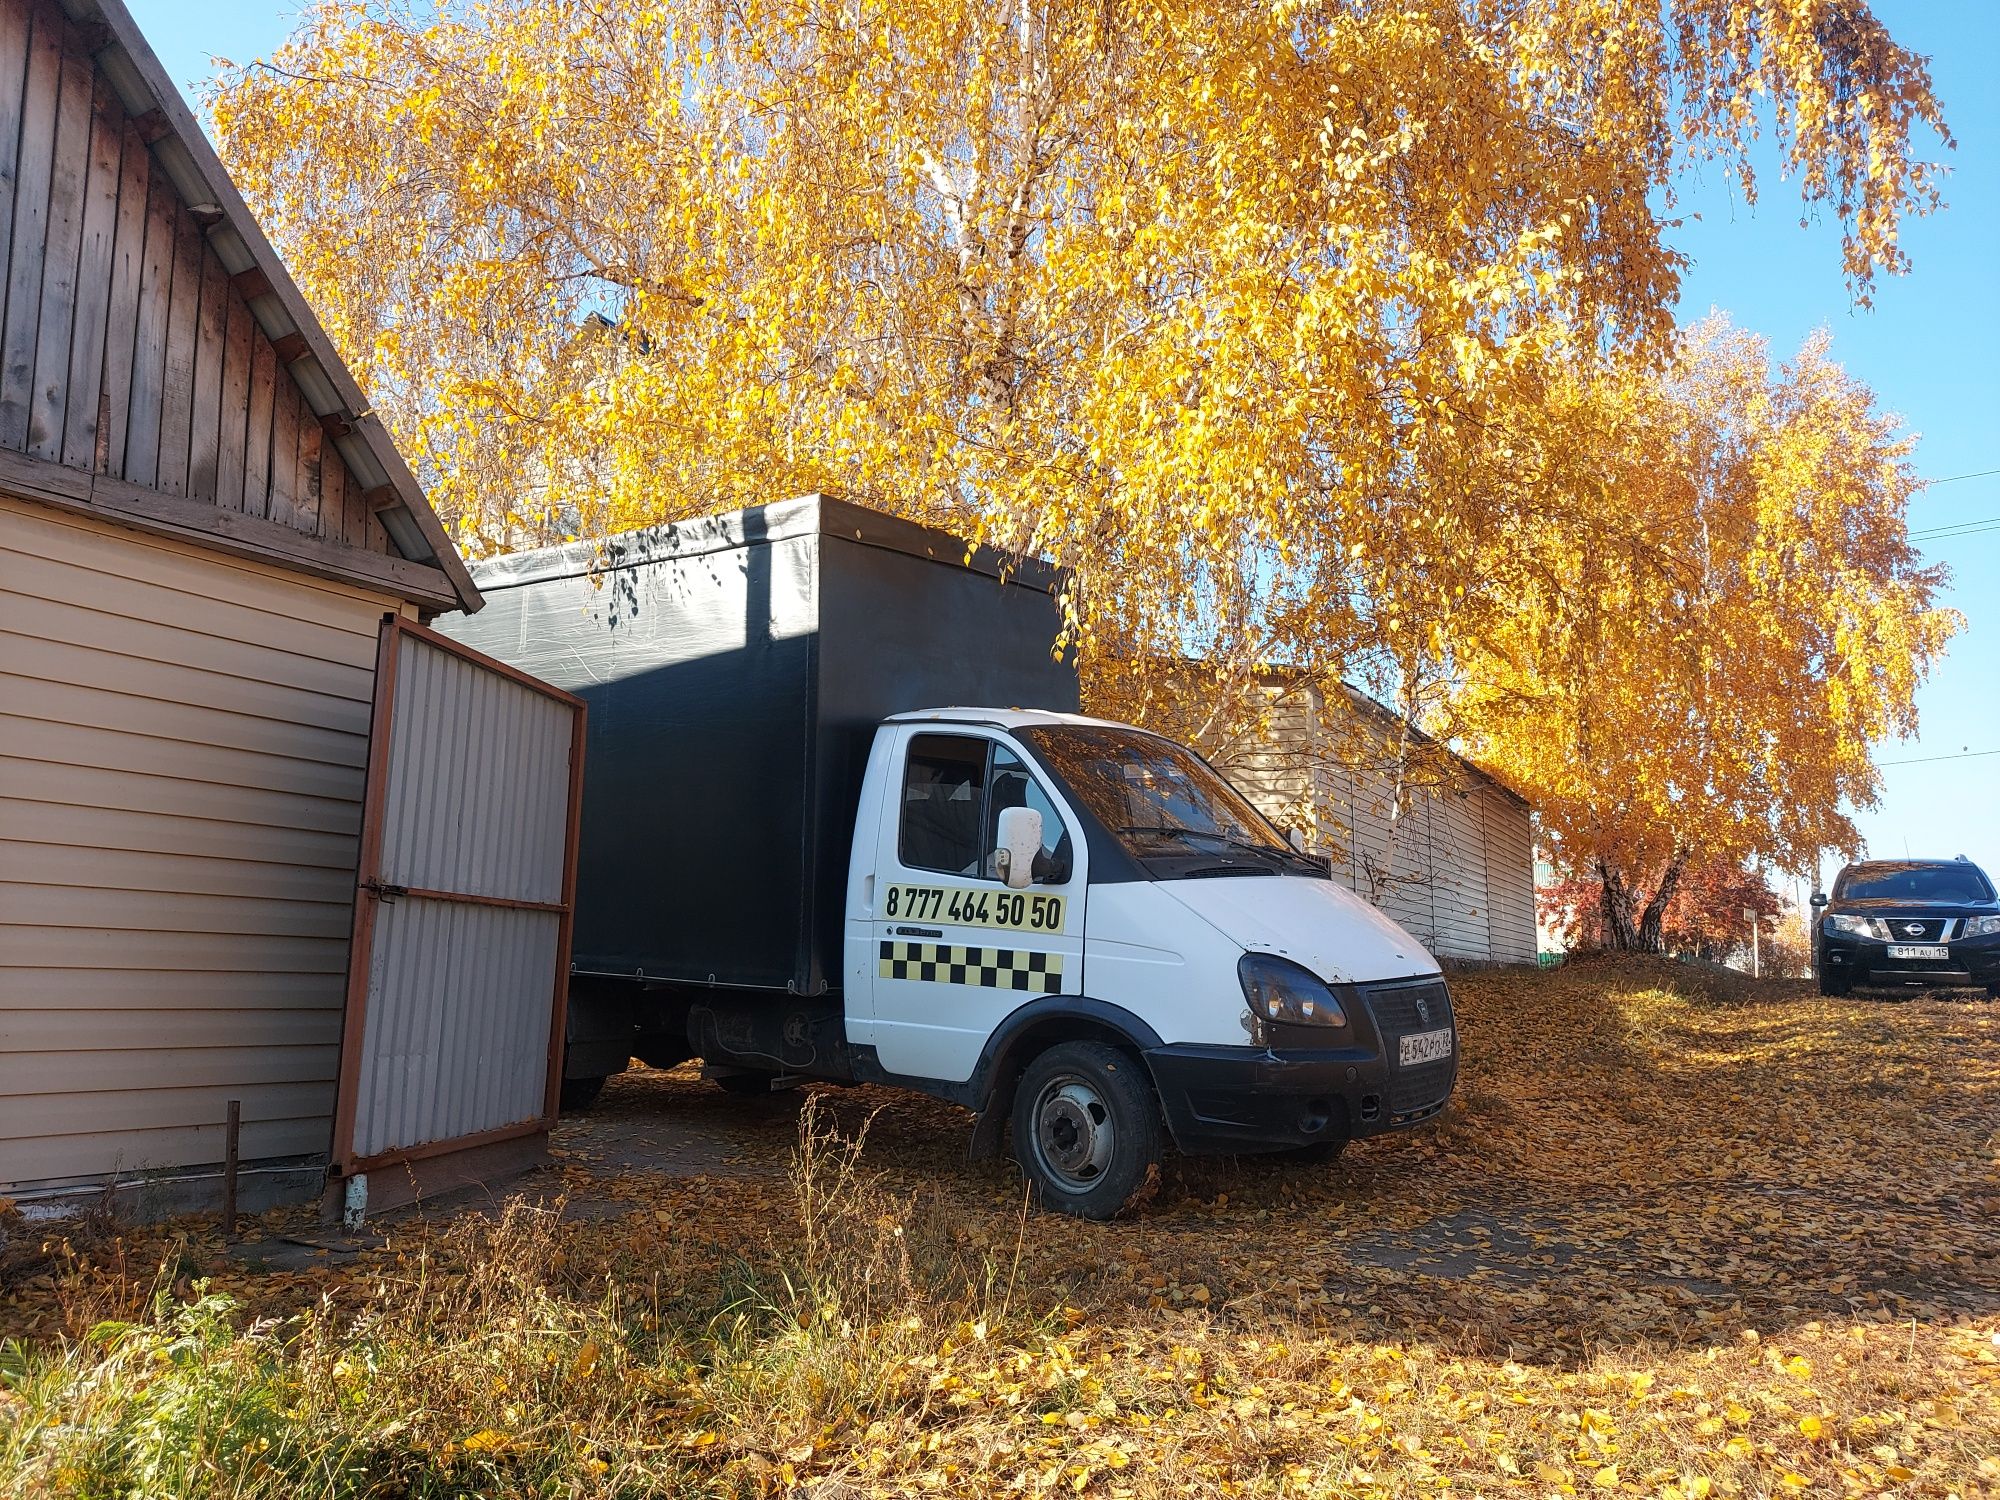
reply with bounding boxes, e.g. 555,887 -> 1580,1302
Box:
1217,685 -> 1538,964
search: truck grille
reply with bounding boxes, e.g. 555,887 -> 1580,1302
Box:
1365,978 -> 1453,1035
1362,978 -> 1457,1118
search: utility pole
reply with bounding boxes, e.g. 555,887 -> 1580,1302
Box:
1744,906 -> 1760,979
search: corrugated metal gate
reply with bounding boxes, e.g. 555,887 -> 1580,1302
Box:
331,615 -> 585,1191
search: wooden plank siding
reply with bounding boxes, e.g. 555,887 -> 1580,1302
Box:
24,24 -> 92,460
57,77 -> 124,469
0,0 -> 393,558
0,494 -> 401,1191
1219,684 -> 1540,965
154,195 -> 200,494
121,150 -> 171,482
95,111 -> 148,473
0,0 -> 63,451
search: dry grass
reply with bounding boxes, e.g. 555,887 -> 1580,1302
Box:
2,959 -> 1996,1498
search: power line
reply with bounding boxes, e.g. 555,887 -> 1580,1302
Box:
1922,466 -> 2000,487
1872,748 -> 2000,768
1909,517 -> 2000,541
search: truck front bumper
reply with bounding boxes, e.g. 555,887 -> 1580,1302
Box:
1143,1041 -> 1453,1156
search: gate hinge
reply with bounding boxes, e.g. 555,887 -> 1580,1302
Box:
363,879 -> 410,902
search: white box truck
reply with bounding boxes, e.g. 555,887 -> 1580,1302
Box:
442,496 -> 1457,1217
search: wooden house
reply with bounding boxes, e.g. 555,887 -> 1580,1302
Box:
0,0 -> 586,1216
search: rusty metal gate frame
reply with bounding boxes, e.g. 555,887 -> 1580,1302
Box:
330,613 -> 587,1177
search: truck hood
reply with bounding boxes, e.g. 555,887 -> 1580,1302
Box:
1159,875 -> 1440,985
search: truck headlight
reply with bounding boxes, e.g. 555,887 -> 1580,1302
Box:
1962,915 -> 2000,938
1239,954 -> 1348,1028
1825,914 -> 1885,940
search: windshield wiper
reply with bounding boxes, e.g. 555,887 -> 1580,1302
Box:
1117,824 -> 1235,845
1115,825 -> 1308,867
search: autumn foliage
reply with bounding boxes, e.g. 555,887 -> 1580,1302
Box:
208,1 -> 1957,925
5,963 -> 1997,1495
1458,320 -> 1958,948
1541,859 -> 1788,966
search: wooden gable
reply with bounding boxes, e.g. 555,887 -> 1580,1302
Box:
0,0 -> 478,613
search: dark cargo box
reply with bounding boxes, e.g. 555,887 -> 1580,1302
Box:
441,495 -> 1077,995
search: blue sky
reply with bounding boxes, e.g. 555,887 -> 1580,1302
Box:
133,1 -> 1997,890
1664,4 -> 2000,888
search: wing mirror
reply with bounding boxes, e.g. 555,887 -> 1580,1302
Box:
995,806 -> 1044,891
1287,827 -> 1307,853
1810,891 -> 1828,909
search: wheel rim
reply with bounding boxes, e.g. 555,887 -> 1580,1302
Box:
1031,1073 -> 1115,1192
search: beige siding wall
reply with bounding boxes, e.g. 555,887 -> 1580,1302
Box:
0,494 -> 397,1193
1223,687 -> 1539,965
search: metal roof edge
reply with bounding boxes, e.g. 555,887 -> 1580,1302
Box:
1326,679 -> 1532,809
464,495 -> 829,589
1249,666 -> 1531,810
71,0 -> 482,614
467,495 -> 1069,599
815,496 -> 1068,597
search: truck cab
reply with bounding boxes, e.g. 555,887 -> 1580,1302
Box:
841,708 -> 1457,1217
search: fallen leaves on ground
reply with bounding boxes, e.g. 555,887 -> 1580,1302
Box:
3,957 -> 1996,1498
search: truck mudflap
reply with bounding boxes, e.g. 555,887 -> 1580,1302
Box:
1142,1041 -> 1451,1156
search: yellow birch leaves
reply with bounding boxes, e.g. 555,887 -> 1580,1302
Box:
209,0 -> 1954,862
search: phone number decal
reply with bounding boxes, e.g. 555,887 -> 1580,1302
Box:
886,883 -> 1066,933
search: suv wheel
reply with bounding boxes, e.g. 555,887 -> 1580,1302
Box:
1817,970 -> 1853,998
1010,1042 -> 1162,1220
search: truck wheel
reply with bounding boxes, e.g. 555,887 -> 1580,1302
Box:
560,1074 -> 607,1112
1818,971 -> 1853,998
1011,1042 -> 1161,1220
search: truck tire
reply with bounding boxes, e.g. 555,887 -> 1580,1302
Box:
1010,1042 -> 1162,1220
1817,970 -> 1853,998
560,1074 -> 608,1112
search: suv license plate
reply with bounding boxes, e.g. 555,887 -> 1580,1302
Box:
1888,944 -> 1948,961
1398,1027 -> 1455,1066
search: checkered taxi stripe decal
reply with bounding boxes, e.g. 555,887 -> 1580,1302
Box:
878,941 -> 1064,993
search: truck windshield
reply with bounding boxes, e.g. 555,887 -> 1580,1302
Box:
1021,725 -> 1295,866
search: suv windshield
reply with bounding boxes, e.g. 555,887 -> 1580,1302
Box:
1020,725 -> 1300,868
1838,862 -> 1995,903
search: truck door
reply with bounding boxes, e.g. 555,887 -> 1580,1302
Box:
859,728 -> 1085,1083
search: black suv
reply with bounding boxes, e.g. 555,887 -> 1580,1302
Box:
1812,857 -> 2000,997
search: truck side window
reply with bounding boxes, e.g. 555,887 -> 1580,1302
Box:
900,734 -> 990,876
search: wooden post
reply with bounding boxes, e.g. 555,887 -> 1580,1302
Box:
223,1099 -> 241,1237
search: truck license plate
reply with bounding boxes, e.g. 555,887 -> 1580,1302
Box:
1398,1027 -> 1455,1067
1888,944 -> 1948,961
